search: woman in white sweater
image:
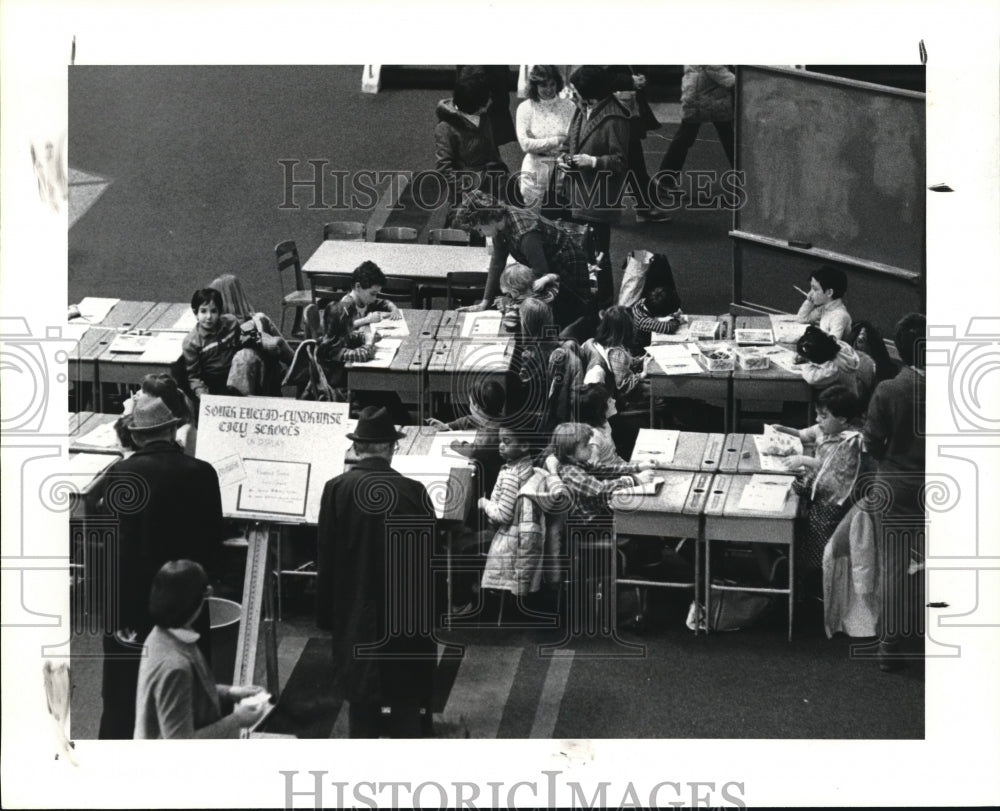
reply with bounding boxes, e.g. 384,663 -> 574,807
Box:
515,65 -> 575,213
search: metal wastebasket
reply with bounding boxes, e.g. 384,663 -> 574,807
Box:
207,597 -> 242,684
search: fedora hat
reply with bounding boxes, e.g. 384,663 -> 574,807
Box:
345,406 -> 406,443
126,391 -> 184,434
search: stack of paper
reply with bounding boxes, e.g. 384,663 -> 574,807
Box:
349,338 -> 401,368
646,343 -> 704,375
371,317 -> 410,338
140,332 -> 186,363
76,297 -> 119,323
460,342 -> 508,371
108,332 -> 151,354
734,328 -> 775,346
737,474 -> 792,512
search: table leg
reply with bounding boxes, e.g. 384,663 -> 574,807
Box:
703,538 -> 711,635
693,530 -> 702,636
788,544 -> 795,642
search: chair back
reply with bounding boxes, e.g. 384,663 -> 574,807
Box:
310,272 -> 353,306
428,228 -> 471,246
303,303 -> 322,340
380,276 -> 418,308
275,240 -> 305,293
323,221 -> 366,241
374,226 -> 419,244
446,271 -> 488,308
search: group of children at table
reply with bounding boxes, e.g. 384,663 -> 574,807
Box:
175,257 -> 917,631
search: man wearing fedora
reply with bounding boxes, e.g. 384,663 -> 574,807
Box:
316,406 -> 438,737
93,377 -> 225,739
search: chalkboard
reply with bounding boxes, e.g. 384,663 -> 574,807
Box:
196,395 -> 350,524
734,66 -> 925,277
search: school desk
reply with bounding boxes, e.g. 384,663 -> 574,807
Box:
702,472 -> 800,641
346,308 -> 442,424
96,302 -> 190,398
644,314 -> 734,431
730,315 -> 813,431
69,300 -> 158,411
718,432 -> 805,475
631,428 -> 727,473
303,239 -> 489,284
426,311 -> 515,407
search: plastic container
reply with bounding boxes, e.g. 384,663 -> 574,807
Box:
207,596 -> 242,685
698,342 -> 735,372
736,346 -> 771,371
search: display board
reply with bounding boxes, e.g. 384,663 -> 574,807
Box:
733,65 -> 925,279
196,395 -> 350,524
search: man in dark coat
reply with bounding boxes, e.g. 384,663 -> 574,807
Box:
94,382 -> 224,739
316,406 -> 438,737
559,65 -> 631,307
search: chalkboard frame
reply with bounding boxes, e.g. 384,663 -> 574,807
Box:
731,65 -> 926,308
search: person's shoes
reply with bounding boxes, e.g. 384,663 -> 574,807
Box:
636,208 -> 672,223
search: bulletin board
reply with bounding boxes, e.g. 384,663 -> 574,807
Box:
195,395 -> 350,525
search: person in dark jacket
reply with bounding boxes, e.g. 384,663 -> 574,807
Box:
457,65 -> 516,147
94,375 -> 225,739
435,71 -> 510,220
316,407 -> 438,737
558,66 -> 631,306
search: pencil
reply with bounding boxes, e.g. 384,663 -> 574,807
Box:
793,285 -> 808,297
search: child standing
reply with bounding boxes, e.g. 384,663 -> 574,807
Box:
795,265 -> 852,340
494,264 -> 560,333
775,384 -> 865,598
479,428 -> 545,605
339,261 -> 403,329
628,285 -> 685,353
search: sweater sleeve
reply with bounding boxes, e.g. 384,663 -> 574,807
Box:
608,346 -> 643,395
631,302 -> 680,335
483,467 -> 518,525
516,230 -> 552,276
152,667 -> 198,739
592,116 -> 628,176
516,101 -> 560,155
182,331 -> 209,399
800,359 -> 839,388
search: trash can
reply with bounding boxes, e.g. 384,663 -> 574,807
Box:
207,597 -> 242,684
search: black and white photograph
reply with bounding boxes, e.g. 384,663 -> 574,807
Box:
1,1 -> 998,808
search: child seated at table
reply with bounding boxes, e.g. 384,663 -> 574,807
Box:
575,382 -> 632,467
182,287 -> 271,401
477,427 -> 545,616
427,380 -> 506,497
773,384 -> 865,599
628,285 -> 685,353
795,325 -> 864,398
543,422 -> 655,521
339,260 -> 403,329
795,265 -> 851,340
494,263 -> 559,333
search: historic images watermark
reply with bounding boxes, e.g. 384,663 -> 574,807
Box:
277,162 -> 748,213
279,769 -> 748,809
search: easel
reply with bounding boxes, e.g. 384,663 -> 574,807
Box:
232,522 -> 280,698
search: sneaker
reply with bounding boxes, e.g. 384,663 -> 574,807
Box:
636,208 -> 672,223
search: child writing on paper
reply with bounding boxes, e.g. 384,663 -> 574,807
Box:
543,423 -> 655,520
795,326 -> 863,397
775,384 -> 865,600
628,285 -> 685,353
339,261 -> 403,329
494,263 -> 560,333
795,265 -> 852,341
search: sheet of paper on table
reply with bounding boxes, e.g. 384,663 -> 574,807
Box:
108,332 -> 151,353
460,342 -> 508,370
349,338 -> 401,367
632,428 -> 679,464
460,311 -> 503,338
74,420 -> 121,451
772,318 -> 809,344
140,332 -> 186,363
734,328 -> 775,346
77,297 -> 120,323
649,319 -> 690,343
767,347 -> 806,374
737,474 -> 793,512
68,451 -> 118,483
425,430 -> 478,463
615,477 -> 664,497
646,343 -> 704,375
370,317 -> 410,338
390,455 -> 464,519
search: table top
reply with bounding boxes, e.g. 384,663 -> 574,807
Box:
346,308 -> 441,376
394,426 -> 476,525
70,411 -> 121,453
427,312 -> 514,378
703,472 -> 799,521
646,314 -> 734,380
303,239 -> 489,281
70,300 -> 159,362
610,469 -> 713,517
631,429 -> 728,472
